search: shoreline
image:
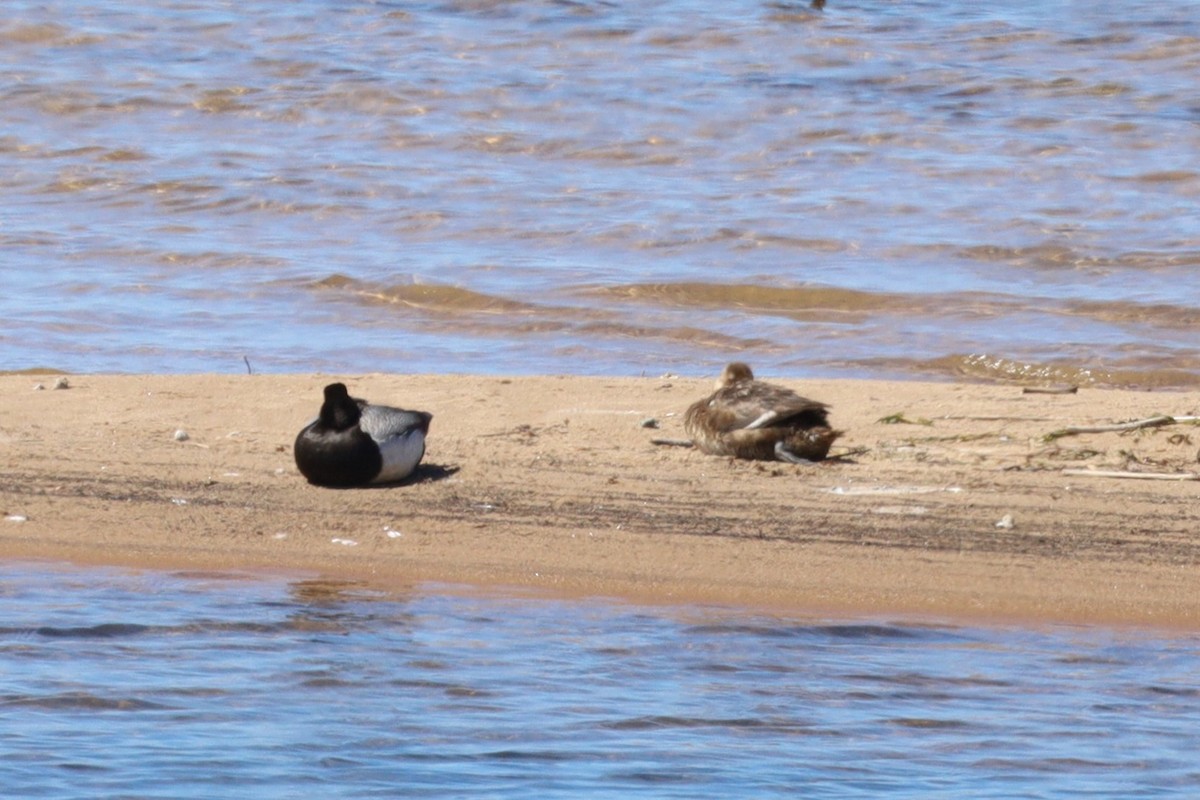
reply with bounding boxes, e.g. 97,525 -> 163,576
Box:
2,373 -> 1199,630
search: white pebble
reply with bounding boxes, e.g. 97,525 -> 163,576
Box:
384,527 -> 403,539
173,429 -> 190,442
272,532 -> 288,540
331,538 -> 358,547
52,377 -> 70,390
995,514 -> 1015,529
5,515 -> 28,523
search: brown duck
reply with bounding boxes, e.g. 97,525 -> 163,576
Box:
684,362 -> 840,463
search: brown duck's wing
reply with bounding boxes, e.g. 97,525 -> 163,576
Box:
712,381 -> 830,431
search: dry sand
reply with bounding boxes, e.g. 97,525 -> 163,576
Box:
2,372 -> 1198,628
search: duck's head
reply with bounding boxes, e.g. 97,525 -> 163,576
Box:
716,362 -> 754,389
319,382 -> 362,430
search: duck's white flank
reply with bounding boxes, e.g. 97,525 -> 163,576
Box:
359,404 -> 429,483
372,430 -> 427,483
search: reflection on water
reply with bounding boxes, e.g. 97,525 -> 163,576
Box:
2,1 -> 1200,385
1,562 -> 1198,797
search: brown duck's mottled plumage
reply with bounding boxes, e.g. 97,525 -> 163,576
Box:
683,362 -> 840,463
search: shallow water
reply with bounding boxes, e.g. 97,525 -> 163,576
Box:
1,562 -> 1198,797
3,1 -> 1200,385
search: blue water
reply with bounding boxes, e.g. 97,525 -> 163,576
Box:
3,0 -> 1200,384
1,563 -> 1198,797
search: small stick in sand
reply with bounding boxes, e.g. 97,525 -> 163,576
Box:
1061,468 -> 1199,481
1044,415 -> 1185,441
823,446 -> 869,463
1023,385 -> 1078,395
651,437 -> 695,448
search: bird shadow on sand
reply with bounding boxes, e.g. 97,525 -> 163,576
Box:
309,463 -> 460,490
391,462 -> 460,486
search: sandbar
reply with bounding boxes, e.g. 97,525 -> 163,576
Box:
2,373 -> 1198,629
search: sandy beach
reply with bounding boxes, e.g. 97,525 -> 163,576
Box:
2,371 -> 1198,628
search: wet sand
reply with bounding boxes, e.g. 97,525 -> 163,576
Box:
2,372 -> 1198,628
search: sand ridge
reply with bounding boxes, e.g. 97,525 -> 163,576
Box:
1,373 -> 1198,628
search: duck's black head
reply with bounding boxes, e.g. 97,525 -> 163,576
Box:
319,382 -> 361,430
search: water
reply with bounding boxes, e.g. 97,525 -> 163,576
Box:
3,1 -> 1200,385
0,563 -> 1197,798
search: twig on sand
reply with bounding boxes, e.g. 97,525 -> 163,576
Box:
1044,415 -> 1200,442
824,446 -> 870,463
651,437 -> 695,448
1061,468 -> 1199,482
1022,385 -> 1078,395
877,412 -> 933,426
939,415 -> 1055,422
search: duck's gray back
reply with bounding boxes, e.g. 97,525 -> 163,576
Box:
358,403 -> 431,442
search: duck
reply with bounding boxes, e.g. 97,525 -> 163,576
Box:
294,382 -> 432,487
683,362 -> 839,464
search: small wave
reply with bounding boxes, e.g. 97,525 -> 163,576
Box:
1009,76 -> 1133,97
561,141 -> 685,167
1123,170 -> 1199,183
99,148 -> 150,162
193,87 -> 259,114
361,281 -> 544,315
576,321 -> 771,350
587,281 -> 903,320
924,354 -> 1115,386
1062,298 -> 1200,327
0,23 -> 102,46
888,717 -> 973,730
0,692 -> 172,711
887,353 -> 1200,389
603,715 -> 784,732
610,273 -> 1200,341
35,623 -> 151,638
584,281 -> 1017,323
925,241 -> 1200,271
685,622 -> 925,640
479,749 -> 579,762
1121,36 -> 1200,62
0,367 -> 70,376
306,275 -> 769,351
959,243 -> 1101,269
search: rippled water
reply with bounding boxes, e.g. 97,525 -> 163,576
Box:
3,1 -> 1200,385
1,563 -> 1198,797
